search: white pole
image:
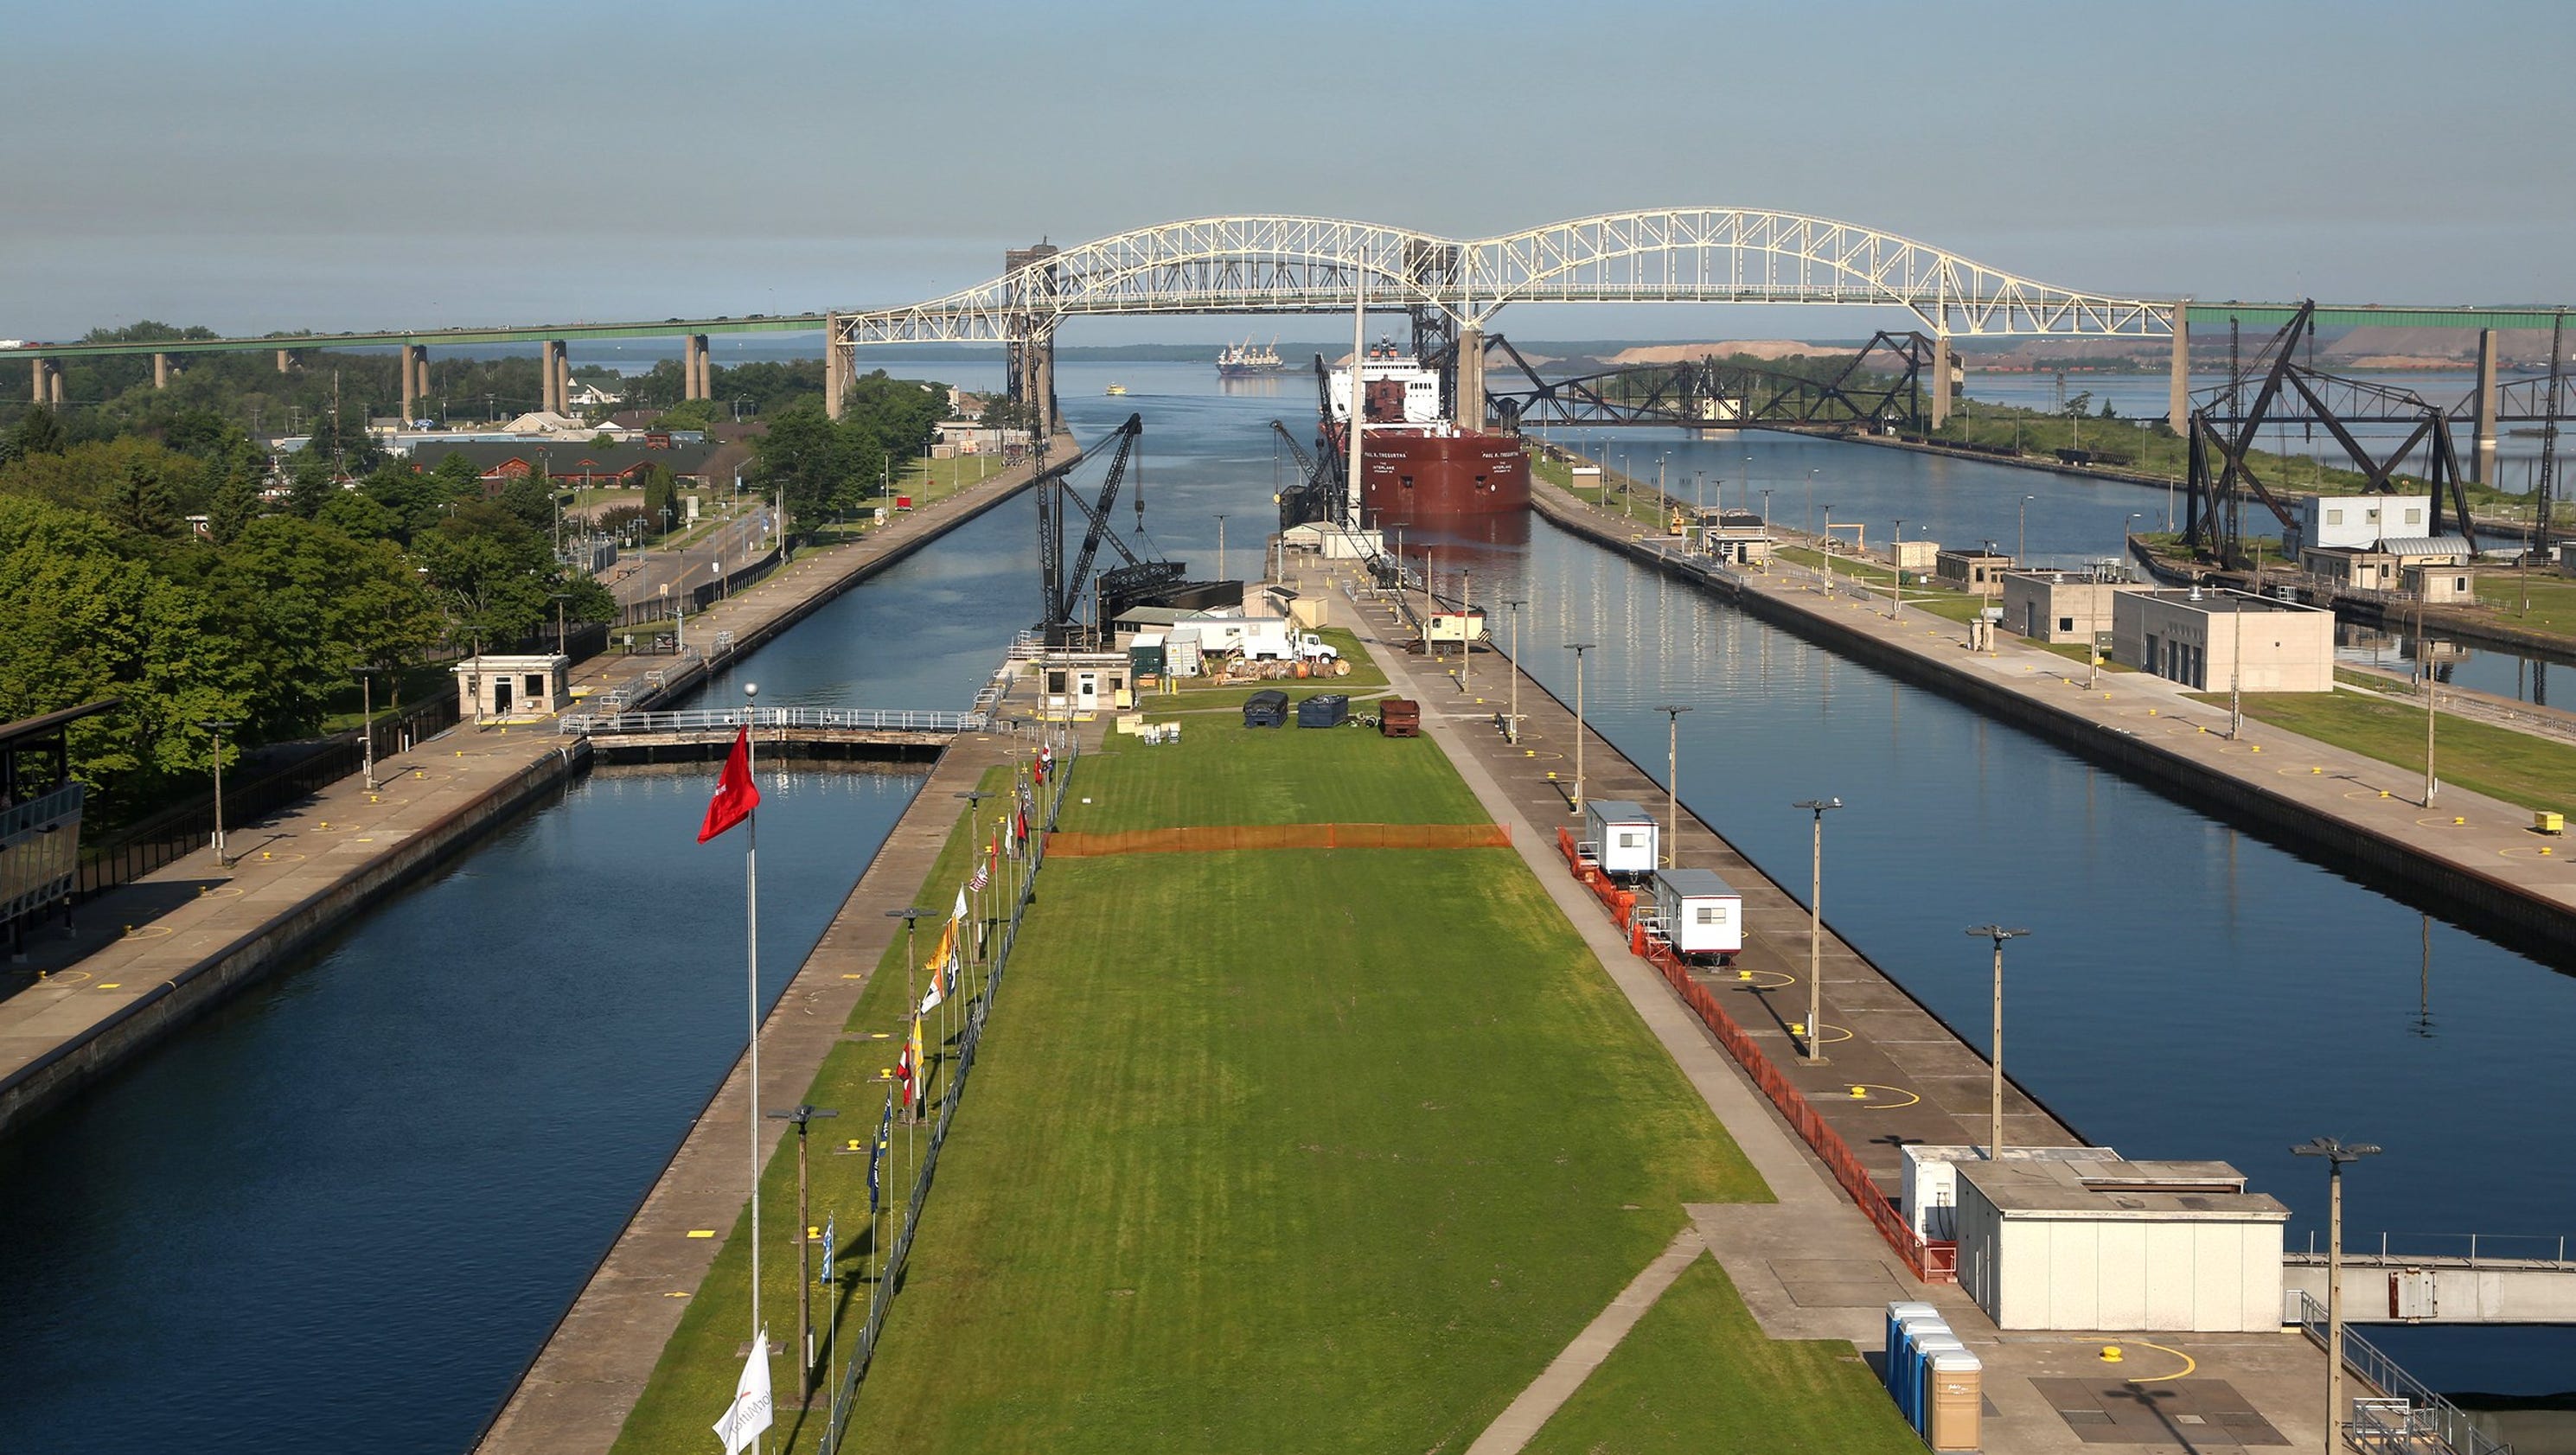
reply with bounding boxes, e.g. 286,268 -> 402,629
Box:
1346,269 -> 1366,532
743,703 -> 764,1454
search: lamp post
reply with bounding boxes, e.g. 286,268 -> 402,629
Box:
2293,1136 -> 2381,1454
1214,513 -> 1228,583
2018,495 -> 2035,567
355,667 -> 379,791
956,789 -> 993,993
1658,706 -> 1691,867
765,1101 -> 839,1397
549,590 -> 570,657
1964,925 -> 2030,1158
1761,488 -> 1774,571
1564,642 -> 1594,814
1792,798 -> 1841,1063
885,907 -> 928,1134
1889,519 -> 1905,619
1822,504 -> 1835,597
1505,598 -> 1526,743
2421,602 -> 2439,807
1459,567 -> 1473,697
200,718 -> 238,868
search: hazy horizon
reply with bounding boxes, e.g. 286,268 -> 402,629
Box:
7,1 -> 2572,340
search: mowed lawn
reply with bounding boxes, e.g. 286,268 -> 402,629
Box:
843,845 -> 1761,1453
1059,717 -> 1489,831
1521,1256 -> 1920,1455
2206,689 -> 2576,814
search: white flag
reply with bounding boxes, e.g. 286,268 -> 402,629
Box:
952,885 -> 969,922
713,1330 -> 774,1455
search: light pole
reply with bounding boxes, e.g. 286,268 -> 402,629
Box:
1658,705 -> 1691,867
2018,495 -> 2035,567
765,1101 -> 839,1397
200,718 -> 237,868
886,908 -> 927,1138
1505,598 -> 1525,743
2230,589 -> 2245,739
1889,519 -> 1904,619
1563,642 -> 1594,813
1214,513 -> 1228,583
1459,567 -> 1473,697
1822,504 -> 1835,597
1760,488 -> 1774,571
2293,1136 -> 2381,1454
1964,925 -> 2029,1158
2421,602 -> 2439,807
355,667 -> 379,791
1793,798 -> 1841,1063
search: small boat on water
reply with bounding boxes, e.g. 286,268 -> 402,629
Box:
1105,383 -> 1128,396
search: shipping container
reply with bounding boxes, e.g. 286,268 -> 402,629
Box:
1650,867 -> 1742,960
1582,800 -> 1658,878
1166,627 -> 1203,678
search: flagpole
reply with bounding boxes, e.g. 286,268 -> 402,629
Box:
743,683 -> 764,1455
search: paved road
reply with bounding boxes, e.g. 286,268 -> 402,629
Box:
605,509 -> 777,607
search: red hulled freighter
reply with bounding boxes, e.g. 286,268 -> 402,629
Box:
1320,340 -> 1530,524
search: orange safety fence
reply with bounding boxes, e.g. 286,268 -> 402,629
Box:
1557,828 -> 1955,1283
1049,822 -> 1512,857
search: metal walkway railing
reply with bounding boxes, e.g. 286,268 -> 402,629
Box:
2292,1291 -> 2509,1455
558,706 -> 985,737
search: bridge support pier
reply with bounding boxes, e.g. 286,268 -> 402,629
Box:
276,348 -> 295,374
823,314 -> 846,421
29,358 -> 45,405
152,353 -> 170,389
2473,327 -> 2500,486
1927,330 -> 1952,430
400,344 -> 428,424
684,334 -> 710,400
1456,325 -> 1486,431
2167,305 -> 2191,436
542,340 -> 569,414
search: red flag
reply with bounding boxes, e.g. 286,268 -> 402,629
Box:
697,727 -> 761,842
1015,807 -> 1029,844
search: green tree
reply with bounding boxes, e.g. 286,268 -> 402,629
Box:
498,469 -> 555,531
655,398 -> 717,431
316,487 -> 401,542
106,454 -> 182,539
208,472 -> 265,546
750,405 -> 853,533
641,463 -> 680,540
414,501 -> 561,649
11,406 -> 67,458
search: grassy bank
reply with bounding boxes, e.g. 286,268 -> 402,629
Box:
2203,689 -> 2576,814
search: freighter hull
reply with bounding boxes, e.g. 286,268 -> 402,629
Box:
1352,428 -> 1531,521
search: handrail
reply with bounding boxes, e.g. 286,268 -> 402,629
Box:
2292,1290 -> 2511,1455
559,706 -> 985,736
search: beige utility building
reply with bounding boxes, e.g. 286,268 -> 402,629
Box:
1953,1158 -> 2288,1332
1935,547 -> 2016,597
1999,570 -> 2146,645
453,654 -> 571,720
2113,588 -> 2334,692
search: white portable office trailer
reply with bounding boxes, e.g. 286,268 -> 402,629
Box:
1650,867 -> 1742,959
1582,800 -> 1659,878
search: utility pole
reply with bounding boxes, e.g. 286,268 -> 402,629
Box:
1793,798 -> 1842,1063
1505,598 -> 1525,743
1964,925 -> 2029,1158
1658,706 -> 1691,868
1214,513 -> 1228,583
2293,1136 -> 2381,1455
200,718 -> 238,868
1889,519 -> 1905,620
765,1102 -> 838,1398
1459,567 -> 1473,698
1564,643 -> 1594,814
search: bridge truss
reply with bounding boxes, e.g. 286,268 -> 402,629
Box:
1483,331 -> 1937,432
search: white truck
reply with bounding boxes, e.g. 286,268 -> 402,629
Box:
1199,618 -> 1339,664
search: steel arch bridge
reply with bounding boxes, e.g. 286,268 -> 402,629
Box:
830,209 -> 2176,348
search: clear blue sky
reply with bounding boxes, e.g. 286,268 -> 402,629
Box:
3,0 -> 2569,340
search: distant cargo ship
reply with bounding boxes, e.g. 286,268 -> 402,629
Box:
1216,337 -> 1285,377
1320,340 -> 1530,523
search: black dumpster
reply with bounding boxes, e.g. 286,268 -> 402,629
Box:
1243,689 -> 1289,728
1296,693 -> 1350,728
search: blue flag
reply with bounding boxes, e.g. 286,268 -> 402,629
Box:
867,1092 -> 892,1215
820,1212 -> 836,1286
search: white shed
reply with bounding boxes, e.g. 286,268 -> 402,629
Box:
454,654 -> 570,721
1953,1158 -> 2287,1332
1582,800 -> 1658,878
1650,867 -> 1742,959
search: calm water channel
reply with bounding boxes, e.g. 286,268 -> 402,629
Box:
0,356 -> 2563,1450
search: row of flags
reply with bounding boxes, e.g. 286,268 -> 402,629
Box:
706,732 -> 1058,1454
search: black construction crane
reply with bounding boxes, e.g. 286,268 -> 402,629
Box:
1035,412 -> 1191,641
1269,418 -> 1345,530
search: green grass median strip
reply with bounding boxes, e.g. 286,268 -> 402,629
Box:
1060,717 -> 1486,832
1520,1255 -> 1919,1455
2202,690 -> 2576,813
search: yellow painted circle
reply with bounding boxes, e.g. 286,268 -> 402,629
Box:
1846,1083 -> 1921,1109
1809,1021 -> 1856,1045
43,970 -> 93,988
201,885 -> 244,898
2499,846 -> 2559,860
123,924 -> 174,941
2415,816 -> 2471,829
1729,969 -> 1799,991
256,852 -> 309,863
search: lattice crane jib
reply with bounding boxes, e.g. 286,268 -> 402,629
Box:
1034,413 -> 1144,635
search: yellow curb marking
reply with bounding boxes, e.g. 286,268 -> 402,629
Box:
686,1230 -> 715,1239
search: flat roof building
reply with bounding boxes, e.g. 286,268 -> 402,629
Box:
2289,492 -> 2431,555
2112,588 -> 2335,692
1935,548 -> 2015,597
1953,1158 -> 2286,1332
454,654 -> 571,723
1999,570 -> 2147,645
